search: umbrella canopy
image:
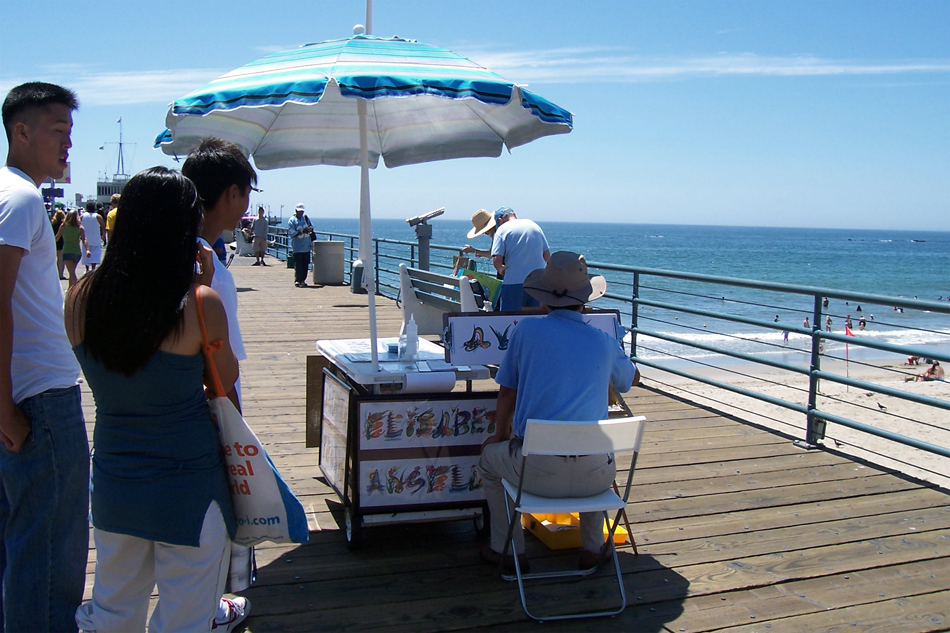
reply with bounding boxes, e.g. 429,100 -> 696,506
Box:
157,27 -> 573,372
157,31 -> 572,169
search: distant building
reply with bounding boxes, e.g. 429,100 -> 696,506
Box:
96,176 -> 127,205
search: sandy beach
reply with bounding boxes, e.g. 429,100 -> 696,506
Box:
640,357 -> 950,490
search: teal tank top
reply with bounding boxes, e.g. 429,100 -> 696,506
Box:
74,343 -> 236,546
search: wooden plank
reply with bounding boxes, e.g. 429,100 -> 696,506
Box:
408,267 -> 461,288
72,259 -> 950,633
413,291 -> 459,313
721,589 -> 950,633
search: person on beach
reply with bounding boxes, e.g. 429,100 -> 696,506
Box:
55,208 -> 84,287
478,251 -> 637,573
69,167 -> 246,633
0,81 -> 88,633
489,207 -> 550,311
825,315 -> 833,332
104,192 -> 120,245
287,202 -> 314,287
252,205 -> 268,266
906,361 -> 944,382
80,199 -> 104,273
859,316 -> 866,330
803,317 -> 810,329
182,137 -> 258,621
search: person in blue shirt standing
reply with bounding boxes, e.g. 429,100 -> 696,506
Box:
287,203 -> 313,287
490,207 -> 550,312
478,251 -> 638,573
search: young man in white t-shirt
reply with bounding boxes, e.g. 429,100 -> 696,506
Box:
0,82 -> 89,632
182,137 -> 258,630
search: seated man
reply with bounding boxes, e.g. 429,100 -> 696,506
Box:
478,251 -> 638,572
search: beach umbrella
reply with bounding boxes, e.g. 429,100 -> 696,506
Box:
157,25 -> 573,371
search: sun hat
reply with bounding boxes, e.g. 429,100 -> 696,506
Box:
523,251 -> 607,307
467,209 -> 496,239
493,206 -> 514,221
295,203 -> 306,212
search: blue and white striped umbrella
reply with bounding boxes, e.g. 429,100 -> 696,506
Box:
157,30 -> 572,169
157,27 -> 573,371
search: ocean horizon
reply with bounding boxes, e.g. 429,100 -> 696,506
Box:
287,219 -> 950,364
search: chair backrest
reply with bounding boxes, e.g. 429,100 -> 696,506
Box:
521,416 -> 646,457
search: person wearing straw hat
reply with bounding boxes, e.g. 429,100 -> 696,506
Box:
461,208 -> 497,259
477,251 -> 638,573
463,207 -> 550,311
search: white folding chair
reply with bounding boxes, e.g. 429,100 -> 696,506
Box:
500,416 -> 647,622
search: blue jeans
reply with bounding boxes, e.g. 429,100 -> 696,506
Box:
0,386 -> 88,633
497,283 -> 540,312
293,251 -> 311,284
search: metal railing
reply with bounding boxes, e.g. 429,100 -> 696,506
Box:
266,226 -> 950,478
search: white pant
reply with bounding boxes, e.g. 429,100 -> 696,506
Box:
76,502 -> 230,633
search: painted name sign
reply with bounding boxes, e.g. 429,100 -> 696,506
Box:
359,398 -> 497,449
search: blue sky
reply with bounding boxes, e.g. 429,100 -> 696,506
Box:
1,0 -> 947,230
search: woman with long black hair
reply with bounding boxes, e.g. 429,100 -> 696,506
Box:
66,166 -> 246,632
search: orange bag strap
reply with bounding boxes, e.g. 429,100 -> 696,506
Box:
195,287 -> 227,399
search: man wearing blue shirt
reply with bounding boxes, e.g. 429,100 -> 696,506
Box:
490,207 -> 550,312
478,251 -> 638,573
287,203 -> 313,287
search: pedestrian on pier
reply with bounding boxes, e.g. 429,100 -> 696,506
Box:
252,205 -> 268,266
1,81 -> 88,633
182,138 -> 257,624
287,203 -> 314,287
70,167 -> 245,633
489,207 -> 550,312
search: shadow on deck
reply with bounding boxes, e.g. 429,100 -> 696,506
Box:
80,256 -> 950,632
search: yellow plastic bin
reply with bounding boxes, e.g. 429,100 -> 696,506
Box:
522,512 -> 628,550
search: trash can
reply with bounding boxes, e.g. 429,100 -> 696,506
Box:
286,248 -> 295,269
312,241 -> 344,285
350,261 -> 366,294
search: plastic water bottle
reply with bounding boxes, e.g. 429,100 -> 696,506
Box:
403,316 -> 418,361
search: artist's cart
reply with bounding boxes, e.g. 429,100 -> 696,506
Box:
308,337 -> 494,549
307,309 -> 630,549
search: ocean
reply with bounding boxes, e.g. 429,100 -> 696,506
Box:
303,219 -> 950,364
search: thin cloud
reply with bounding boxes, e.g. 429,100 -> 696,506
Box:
0,65 -> 227,107
4,50 -> 947,108
462,47 -> 950,83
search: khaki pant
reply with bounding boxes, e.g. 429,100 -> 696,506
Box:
478,438 -> 616,555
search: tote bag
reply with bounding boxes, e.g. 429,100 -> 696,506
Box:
197,290 -> 310,547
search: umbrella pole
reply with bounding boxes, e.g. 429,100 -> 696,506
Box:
358,98 -> 379,373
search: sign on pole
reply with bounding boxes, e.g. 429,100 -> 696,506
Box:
55,162 -> 71,184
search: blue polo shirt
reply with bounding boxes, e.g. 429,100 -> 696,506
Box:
287,215 -> 312,253
496,309 -> 636,437
490,218 -> 549,285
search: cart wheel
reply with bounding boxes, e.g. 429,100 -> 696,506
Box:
473,507 -> 490,540
345,507 -> 362,550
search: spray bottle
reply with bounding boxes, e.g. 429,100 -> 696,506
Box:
402,315 -> 418,361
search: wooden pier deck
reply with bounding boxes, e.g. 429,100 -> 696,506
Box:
79,255 -> 950,633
